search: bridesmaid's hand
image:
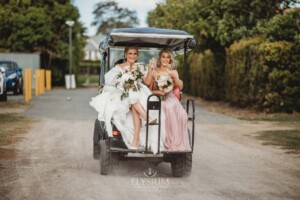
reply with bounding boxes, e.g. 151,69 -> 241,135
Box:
155,90 -> 165,96
148,60 -> 157,70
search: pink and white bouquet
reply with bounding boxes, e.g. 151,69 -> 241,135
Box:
116,63 -> 144,100
156,75 -> 173,93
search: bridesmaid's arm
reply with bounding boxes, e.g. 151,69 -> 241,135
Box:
144,62 -> 155,86
169,70 -> 183,90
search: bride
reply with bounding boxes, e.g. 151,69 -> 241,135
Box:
90,46 -> 165,153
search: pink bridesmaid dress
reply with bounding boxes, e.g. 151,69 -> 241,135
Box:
152,76 -> 191,151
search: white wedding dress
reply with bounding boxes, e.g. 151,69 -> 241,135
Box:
90,65 -> 165,154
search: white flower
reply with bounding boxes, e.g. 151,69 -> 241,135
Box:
115,64 -> 144,100
156,75 -> 173,93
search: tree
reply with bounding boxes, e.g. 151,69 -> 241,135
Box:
0,0 -> 85,69
92,0 -> 139,35
147,0 -> 298,49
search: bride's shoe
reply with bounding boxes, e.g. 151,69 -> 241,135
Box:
148,118 -> 157,125
129,146 -> 139,150
130,141 -> 140,150
143,118 -> 157,126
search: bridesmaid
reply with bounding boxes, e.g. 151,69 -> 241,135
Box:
145,49 -> 191,151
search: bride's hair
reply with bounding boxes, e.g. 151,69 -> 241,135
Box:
124,46 -> 139,61
157,49 -> 176,70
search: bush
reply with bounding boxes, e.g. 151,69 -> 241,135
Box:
260,9 -> 300,43
225,38 -> 300,112
225,37 -> 263,107
188,50 -> 225,100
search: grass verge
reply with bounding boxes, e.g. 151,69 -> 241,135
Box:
0,113 -> 36,159
183,94 -> 300,154
255,129 -> 300,154
77,74 -> 99,87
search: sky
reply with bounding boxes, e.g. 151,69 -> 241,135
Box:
72,0 -> 163,36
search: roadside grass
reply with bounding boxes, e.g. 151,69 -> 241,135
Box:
255,129 -> 300,154
0,113 -> 36,159
77,74 -> 99,87
0,100 -> 28,109
187,95 -> 300,154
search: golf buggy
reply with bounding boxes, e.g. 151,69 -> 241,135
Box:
93,27 -> 196,177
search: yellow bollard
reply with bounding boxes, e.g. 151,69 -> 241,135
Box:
28,69 -> 32,100
24,68 -> 32,102
40,69 -> 45,94
35,69 -> 40,96
46,70 -> 51,91
24,69 -> 29,102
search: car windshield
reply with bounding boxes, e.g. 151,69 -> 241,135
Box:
0,62 -> 15,71
109,47 -> 160,68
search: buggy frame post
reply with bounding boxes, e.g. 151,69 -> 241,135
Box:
183,41 -> 187,92
145,94 -> 161,154
107,48 -> 110,70
100,51 -> 107,85
186,99 -> 195,152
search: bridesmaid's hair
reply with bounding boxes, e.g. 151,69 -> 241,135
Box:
157,49 -> 176,70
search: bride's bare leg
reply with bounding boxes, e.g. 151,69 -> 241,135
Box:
132,102 -> 157,124
131,107 -> 141,148
132,102 -> 147,120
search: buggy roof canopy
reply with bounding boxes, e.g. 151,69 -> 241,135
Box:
99,27 -> 196,54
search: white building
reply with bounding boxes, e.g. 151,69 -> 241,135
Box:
84,34 -> 105,61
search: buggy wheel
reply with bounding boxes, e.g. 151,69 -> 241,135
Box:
19,79 -> 23,95
93,143 -> 100,159
184,153 -> 192,177
99,140 -> 110,175
171,154 -> 184,177
93,119 -> 102,159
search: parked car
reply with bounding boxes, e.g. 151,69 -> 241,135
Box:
0,60 -> 23,95
93,27 -> 196,177
0,66 -> 7,101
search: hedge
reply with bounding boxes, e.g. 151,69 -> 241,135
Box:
225,38 -> 300,112
187,50 -> 225,100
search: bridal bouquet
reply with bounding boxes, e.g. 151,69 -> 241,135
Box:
156,75 -> 173,93
116,63 -> 144,100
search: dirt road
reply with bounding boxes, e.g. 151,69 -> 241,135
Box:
1,88 -> 300,200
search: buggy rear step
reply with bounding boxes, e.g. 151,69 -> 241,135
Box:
110,147 -> 192,155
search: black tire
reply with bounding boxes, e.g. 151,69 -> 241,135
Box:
184,153 -> 192,177
19,79 -> 23,95
171,154 -> 184,177
93,119 -> 103,144
93,119 -> 102,159
93,143 -> 100,159
13,80 -> 20,95
0,90 -> 6,101
3,90 -> 7,101
100,140 -> 111,175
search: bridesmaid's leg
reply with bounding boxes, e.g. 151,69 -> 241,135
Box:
131,107 -> 141,148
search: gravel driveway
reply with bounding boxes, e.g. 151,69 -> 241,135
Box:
1,88 -> 300,200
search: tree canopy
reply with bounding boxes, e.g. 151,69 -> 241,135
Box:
91,0 -> 139,35
0,0 -> 85,67
147,0 -> 299,50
